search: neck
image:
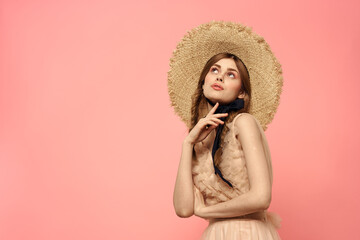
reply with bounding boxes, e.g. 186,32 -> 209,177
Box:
206,101 -> 213,112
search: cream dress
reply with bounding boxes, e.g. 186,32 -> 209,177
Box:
192,113 -> 281,240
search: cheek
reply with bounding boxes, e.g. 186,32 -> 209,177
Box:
227,81 -> 242,92
204,74 -> 212,84
203,75 -> 213,89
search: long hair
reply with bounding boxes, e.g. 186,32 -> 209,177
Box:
190,53 -> 251,167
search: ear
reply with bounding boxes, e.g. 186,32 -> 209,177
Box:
238,91 -> 245,98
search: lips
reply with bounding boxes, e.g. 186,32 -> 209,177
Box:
211,83 -> 224,90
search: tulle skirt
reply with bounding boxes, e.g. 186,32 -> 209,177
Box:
200,211 -> 281,240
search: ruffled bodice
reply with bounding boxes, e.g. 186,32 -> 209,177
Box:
192,113 -> 274,206
192,118 -> 246,205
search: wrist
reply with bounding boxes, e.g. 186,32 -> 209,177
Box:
201,206 -> 209,218
195,206 -> 209,219
183,137 -> 195,146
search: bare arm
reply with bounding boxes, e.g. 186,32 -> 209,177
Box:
173,139 -> 195,218
173,102 -> 228,218
194,113 -> 272,219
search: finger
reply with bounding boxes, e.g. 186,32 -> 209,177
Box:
195,188 -> 203,202
195,187 -> 200,196
204,120 -> 220,131
198,191 -> 204,204
203,119 -> 219,129
205,124 -> 217,131
204,118 -> 224,126
209,117 -> 225,124
194,187 -> 200,202
212,113 -> 228,118
194,188 -> 205,206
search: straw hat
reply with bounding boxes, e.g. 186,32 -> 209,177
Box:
167,21 -> 283,131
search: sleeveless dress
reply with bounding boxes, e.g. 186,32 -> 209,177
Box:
192,113 -> 281,240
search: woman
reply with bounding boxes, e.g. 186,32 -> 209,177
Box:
169,21 -> 283,239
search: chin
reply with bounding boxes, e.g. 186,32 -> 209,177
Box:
207,97 -> 227,105
204,95 -> 219,104
204,91 -> 233,105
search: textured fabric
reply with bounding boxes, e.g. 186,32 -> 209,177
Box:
192,113 -> 281,240
205,96 -> 245,187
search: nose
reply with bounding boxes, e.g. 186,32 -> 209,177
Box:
216,76 -> 223,82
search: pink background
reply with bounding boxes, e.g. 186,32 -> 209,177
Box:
1,0 -> 359,239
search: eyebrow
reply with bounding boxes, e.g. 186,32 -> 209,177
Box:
213,64 -> 239,74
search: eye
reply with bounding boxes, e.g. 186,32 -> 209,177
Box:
210,67 -> 219,74
228,72 -> 236,78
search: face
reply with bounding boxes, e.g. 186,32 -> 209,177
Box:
202,58 -> 244,105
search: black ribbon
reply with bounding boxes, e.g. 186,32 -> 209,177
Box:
205,97 -> 244,188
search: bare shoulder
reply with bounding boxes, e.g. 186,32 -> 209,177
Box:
233,113 -> 259,130
233,113 -> 261,138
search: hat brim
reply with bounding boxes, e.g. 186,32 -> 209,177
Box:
168,21 -> 283,130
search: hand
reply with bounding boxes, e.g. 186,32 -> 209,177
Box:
185,102 -> 228,145
194,186 -> 207,218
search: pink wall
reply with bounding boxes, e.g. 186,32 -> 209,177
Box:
1,0 -> 359,239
